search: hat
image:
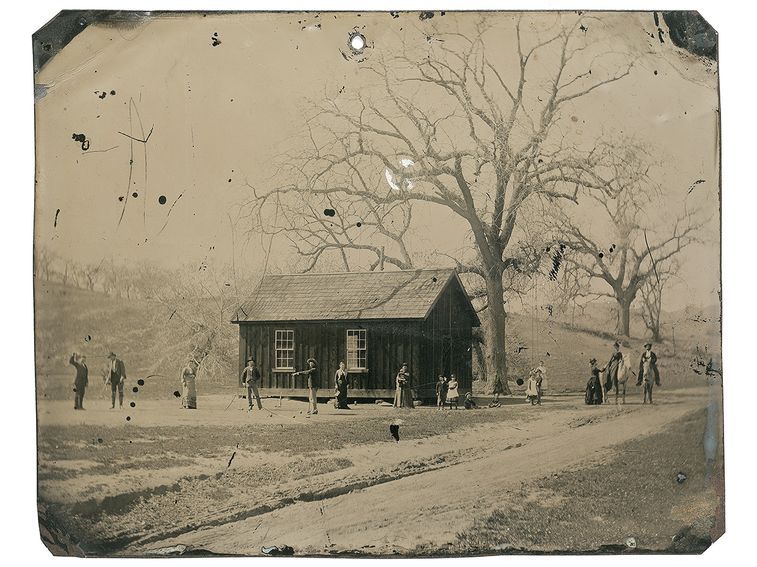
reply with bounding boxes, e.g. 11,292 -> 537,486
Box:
589,358 -> 597,365
306,357 -> 317,365
613,341 -> 620,348
107,352 -> 117,359
644,342 -> 653,348
247,358 -> 254,364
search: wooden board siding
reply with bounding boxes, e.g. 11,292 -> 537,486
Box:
238,320 -> 425,393
418,278 -> 476,397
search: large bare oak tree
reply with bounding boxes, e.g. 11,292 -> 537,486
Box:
244,16 -> 634,392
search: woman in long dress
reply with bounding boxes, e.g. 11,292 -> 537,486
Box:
334,361 -> 350,409
393,363 -> 415,409
446,374 -> 460,409
584,358 -> 603,405
181,360 -> 198,409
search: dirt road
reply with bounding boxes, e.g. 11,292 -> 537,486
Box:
128,387 -> 718,556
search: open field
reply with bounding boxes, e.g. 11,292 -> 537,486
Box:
38,384 -> 723,556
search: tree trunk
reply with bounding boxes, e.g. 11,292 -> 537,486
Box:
616,295 -> 632,337
472,334 -> 486,381
483,272 -> 511,395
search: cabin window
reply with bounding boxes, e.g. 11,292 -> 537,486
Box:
346,329 -> 367,370
274,330 -> 295,370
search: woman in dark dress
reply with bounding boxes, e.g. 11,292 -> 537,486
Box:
393,363 -> 415,409
334,361 -> 350,409
585,358 -> 604,405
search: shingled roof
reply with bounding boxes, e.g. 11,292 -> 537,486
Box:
232,268 -> 479,323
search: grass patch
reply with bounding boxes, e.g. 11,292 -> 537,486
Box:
452,408 -> 723,554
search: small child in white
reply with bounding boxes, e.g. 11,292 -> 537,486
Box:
525,370 -> 539,405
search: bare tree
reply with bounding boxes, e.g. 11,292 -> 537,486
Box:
554,145 -> 704,337
639,262 -> 676,342
153,264 -> 238,383
244,15 -> 633,392
34,246 -> 55,282
247,191 -> 415,273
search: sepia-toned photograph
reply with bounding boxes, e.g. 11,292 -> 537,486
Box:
33,10 -> 722,557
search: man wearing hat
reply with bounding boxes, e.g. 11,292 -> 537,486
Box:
241,357 -> 263,411
106,352 -> 127,409
294,358 -> 319,415
636,342 -> 660,404
605,341 -> 625,404
69,352 -> 88,410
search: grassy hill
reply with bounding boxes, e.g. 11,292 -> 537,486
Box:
500,310 -> 719,394
35,281 -> 720,400
35,281 -> 238,401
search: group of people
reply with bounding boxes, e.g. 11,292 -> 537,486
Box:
68,351 -> 127,410
69,342 -> 661,413
434,373 -> 461,409
524,361 -> 547,406
585,341 -> 661,405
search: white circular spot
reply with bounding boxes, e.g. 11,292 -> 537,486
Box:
350,33 -> 366,51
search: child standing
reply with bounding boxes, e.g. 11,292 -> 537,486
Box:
525,370 -> 539,405
435,375 -> 448,410
446,374 -> 460,409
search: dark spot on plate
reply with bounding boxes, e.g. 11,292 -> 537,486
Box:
132,386 -> 139,393
323,208 -> 336,217
137,379 -> 145,386
126,416 -> 131,421
130,401 -> 136,408
158,195 -> 167,205
389,424 -> 400,442
132,192 -> 138,198
173,390 -> 181,397
72,133 -> 89,151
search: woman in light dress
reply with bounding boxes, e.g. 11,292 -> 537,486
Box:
446,374 -> 460,409
181,359 -> 198,409
393,363 -> 415,409
525,370 -> 539,405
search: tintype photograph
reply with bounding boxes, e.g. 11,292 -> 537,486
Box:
33,10 -> 722,557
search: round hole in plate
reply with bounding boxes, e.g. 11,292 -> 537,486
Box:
349,33 -> 366,52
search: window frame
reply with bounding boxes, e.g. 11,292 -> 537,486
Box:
274,329 -> 295,371
346,328 -> 368,371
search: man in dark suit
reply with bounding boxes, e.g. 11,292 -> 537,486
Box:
69,352 -> 88,410
107,352 -> 127,409
294,358 -> 319,415
241,358 -> 263,411
636,342 -> 660,404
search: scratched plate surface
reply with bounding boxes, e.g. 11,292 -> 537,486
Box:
34,10 -> 722,557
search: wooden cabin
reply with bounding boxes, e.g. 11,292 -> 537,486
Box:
231,269 -> 480,400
